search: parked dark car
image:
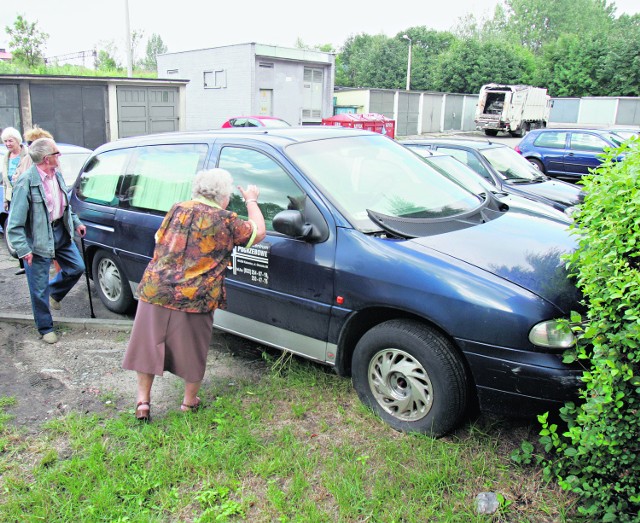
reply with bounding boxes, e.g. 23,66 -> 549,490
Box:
608,128 -> 639,142
70,127 -> 584,437
0,143 -> 92,248
401,138 -> 584,214
515,128 -> 625,180
221,116 -> 291,128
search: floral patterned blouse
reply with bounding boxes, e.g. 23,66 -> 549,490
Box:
138,198 -> 257,313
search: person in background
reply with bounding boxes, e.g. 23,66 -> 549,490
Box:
13,125 -> 54,184
122,168 -> 266,422
13,126 -> 60,277
2,127 -> 28,275
6,138 -> 87,344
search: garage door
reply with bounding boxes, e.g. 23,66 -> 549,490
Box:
117,87 -> 179,138
30,84 -> 107,150
0,83 -> 21,131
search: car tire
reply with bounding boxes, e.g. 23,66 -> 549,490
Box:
92,250 -> 134,314
352,319 -> 468,437
484,129 -> 498,137
528,158 -> 545,173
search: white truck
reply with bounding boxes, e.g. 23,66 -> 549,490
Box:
475,84 -> 551,137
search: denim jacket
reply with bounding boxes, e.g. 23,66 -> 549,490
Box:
7,164 -> 83,258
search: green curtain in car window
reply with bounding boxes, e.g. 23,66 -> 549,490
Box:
131,152 -> 201,212
79,153 -> 127,205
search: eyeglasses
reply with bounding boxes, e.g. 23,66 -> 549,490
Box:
47,151 -> 61,157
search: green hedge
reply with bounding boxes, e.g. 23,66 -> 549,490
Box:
540,137 -> 640,521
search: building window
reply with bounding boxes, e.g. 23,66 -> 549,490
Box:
203,69 -> 227,89
166,69 -> 179,75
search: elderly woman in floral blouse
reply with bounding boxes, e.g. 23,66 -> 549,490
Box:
122,168 -> 266,421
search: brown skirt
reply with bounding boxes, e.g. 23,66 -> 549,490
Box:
122,300 -> 214,382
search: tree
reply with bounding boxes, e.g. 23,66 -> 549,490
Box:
336,34 -> 407,88
495,0 -> 616,52
130,29 -> 145,69
5,14 -> 48,67
141,33 -> 168,71
395,28 -> 457,90
94,41 -> 121,71
430,38 -> 535,94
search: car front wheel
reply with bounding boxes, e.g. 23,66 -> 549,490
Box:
92,250 -> 134,313
528,158 -> 545,173
352,319 -> 468,437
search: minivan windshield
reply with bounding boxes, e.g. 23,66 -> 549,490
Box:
287,135 -> 483,232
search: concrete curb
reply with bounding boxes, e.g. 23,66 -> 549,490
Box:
0,313 -> 133,331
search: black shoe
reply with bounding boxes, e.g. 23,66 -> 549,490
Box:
15,268 -> 25,275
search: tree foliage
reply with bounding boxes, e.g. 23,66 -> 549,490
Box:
532,138 -> 640,521
5,14 -> 48,67
430,38 -> 535,94
141,33 -> 168,71
497,0 -> 616,52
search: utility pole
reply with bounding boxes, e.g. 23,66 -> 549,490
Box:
402,34 -> 412,91
124,0 -> 133,77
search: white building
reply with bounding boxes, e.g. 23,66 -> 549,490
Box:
157,43 -> 335,130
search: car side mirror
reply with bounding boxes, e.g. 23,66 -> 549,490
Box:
273,210 -> 324,242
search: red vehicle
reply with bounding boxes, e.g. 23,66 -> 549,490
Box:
221,116 -> 291,128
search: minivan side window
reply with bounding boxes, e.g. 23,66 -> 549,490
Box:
218,147 -> 305,231
77,149 -> 130,205
126,144 -> 209,213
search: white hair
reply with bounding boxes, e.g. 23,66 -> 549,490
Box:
28,138 -> 57,164
192,168 -> 234,204
1,126 -> 22,143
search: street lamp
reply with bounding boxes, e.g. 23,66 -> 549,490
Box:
402,34 -> 412,91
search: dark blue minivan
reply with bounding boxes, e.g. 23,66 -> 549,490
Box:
70,128 -> 585,436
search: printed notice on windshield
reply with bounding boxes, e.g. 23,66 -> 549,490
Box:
228,243 -> 270,286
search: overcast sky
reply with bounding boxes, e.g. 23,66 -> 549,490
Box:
2,0 -> 640,63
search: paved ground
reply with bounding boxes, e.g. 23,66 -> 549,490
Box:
0,232 -> 134,324
0,231 -> 269,431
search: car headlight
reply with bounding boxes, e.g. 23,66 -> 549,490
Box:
529,319 -> 575,349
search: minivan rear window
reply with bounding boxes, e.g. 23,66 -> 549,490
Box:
128,144 -> 208,212
77,144 -> 209,213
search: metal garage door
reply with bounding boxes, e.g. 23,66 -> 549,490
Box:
0,83 -> 21,131
30,84 -> 107,150
117,87 -> 179,138
443,94 -> 464,131
397,92 -> 420,136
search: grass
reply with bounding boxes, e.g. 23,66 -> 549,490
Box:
0,353 -> 579,522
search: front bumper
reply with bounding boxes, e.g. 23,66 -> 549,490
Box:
458,339 -> 584,417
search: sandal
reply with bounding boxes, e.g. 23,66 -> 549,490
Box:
135,401 -> 151,422
181,397 -> 202,412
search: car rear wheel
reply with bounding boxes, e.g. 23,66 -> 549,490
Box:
528,158 -> 545,173
352,319 -> 469,437
92,250 -> 134,313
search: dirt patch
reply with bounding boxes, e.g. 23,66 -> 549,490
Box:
0,322 -> 269,433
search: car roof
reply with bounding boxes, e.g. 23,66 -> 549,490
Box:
227,115 -> 287,120
0,143 -> 92,154
91,127 -> 378,155
528,128 -> 618,135
58,143 -> 93,153
401,138 -> 503,151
